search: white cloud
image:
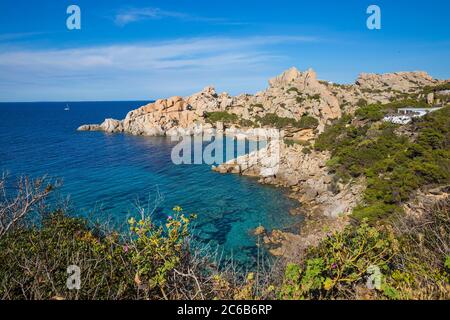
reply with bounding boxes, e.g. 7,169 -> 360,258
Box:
0,35 -> 317,101
114,7 -> 225,26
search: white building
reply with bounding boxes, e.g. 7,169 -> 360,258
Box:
383,107 -> 443,125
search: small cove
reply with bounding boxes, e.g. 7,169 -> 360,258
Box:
0,101 -> 302,266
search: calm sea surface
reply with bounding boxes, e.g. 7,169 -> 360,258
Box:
0,101 -> 300,266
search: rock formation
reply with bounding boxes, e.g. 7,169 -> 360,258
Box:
78,67 -> 344,136
356,71 -> 437,93
78,68 -> 443,138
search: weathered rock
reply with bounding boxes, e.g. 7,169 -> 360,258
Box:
254,226 -> 266,236
356,71 -> 438,93
77,67 -> 345,137
100,118 -> 123,133
427,92 -> 435,105
77,124 -> 101,131
77,67 -> 445,137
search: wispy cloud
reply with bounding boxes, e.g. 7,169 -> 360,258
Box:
114,7 -> 229,26
0,35 -> 318,101
0,32 -> 47,42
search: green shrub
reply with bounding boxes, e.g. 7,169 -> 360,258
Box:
204,111 -> 239,124
355,104 -> 385,121
278,220 -> 399,299
287,87 -> 299,94
279,198 -> 450,300
385,98 -> 428,109
298,115 -> 319,129
256,113 -> 318,129
239,118 -> 255,127
296,96 -> 305,104
0,206 -> 202,300
421,82 -> 450,95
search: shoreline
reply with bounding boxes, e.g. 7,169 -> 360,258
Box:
213,141 -> 365,263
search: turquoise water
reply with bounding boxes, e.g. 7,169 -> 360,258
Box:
0,101 -> 300,266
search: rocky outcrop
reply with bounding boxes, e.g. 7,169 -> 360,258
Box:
77,119 -> 123,133
78,68 -> 444,136
356,71 -> 437,93
324,71 -> 444,112
77,67 -> 345,136
403,185 -> 449,219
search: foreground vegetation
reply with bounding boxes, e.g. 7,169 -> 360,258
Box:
0,175 -> 448,300
0,177 -> 278,300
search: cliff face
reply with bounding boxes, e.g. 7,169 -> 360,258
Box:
214,141 -> 364,218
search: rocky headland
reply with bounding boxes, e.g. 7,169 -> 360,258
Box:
78,67 -> 446,262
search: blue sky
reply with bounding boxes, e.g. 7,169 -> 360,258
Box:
0,0 -> 449,102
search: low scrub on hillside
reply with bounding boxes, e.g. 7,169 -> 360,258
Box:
279,198 -> 449,299
203,110 -> 320,130
422,82 -> 450,95
255,113 -> 318,129
204,111 -> 256,127
315,106 -> 450,221
204,111 -> 239,124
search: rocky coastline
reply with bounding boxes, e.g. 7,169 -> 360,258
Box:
78,67 -> 445,262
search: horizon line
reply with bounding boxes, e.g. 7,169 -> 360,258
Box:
0,99 -> 156,104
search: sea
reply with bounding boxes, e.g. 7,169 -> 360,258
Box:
0,101 -> 301,267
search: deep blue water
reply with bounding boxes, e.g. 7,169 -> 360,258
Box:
0,101 -> 300,266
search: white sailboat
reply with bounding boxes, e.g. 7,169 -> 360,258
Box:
64,104 -> 70,111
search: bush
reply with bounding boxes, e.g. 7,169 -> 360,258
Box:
388,198 -> 450,299
278,220 -> 399,299
256,113 -> 297,128
256,113 -> 318,129
0,206 -> 204,300
355,104 -> 385,121
298,115 -> 319,129
287,87 -> 299,94
204,111 -> 239,124
421,82 -> 450,95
